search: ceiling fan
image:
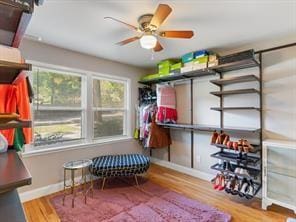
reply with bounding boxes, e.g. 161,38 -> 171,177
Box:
104,4 -> 194,52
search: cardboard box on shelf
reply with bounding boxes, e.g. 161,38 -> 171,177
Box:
193,63 -> 208,70
181,66 -> 193,73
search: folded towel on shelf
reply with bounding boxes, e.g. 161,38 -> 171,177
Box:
0,44 -> 22,63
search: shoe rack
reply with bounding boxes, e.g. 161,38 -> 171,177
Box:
209,52 -> 263,198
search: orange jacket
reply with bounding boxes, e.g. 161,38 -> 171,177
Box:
0,73 -> 32,145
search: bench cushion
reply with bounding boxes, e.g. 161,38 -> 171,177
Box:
90,154 -> 150,178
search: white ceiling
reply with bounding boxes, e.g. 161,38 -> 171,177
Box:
26,0 -> 296,68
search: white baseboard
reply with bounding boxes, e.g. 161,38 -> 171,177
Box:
19,181 -> 64,203
150,157 -> 214,182
20,159 -> 214,203
19,176 -> 98,203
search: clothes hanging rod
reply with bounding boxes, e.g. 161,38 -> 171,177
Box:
255,42 -> 296,54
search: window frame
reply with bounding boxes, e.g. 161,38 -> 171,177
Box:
25,60 -> 132,153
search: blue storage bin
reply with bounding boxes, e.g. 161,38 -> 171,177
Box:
181,52 -> 194,63
194,50 -> 208,58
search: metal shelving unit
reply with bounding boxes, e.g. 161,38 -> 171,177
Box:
209,54 -> 263,198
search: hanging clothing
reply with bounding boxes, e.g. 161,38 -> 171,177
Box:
0,73 -> 32,146
156,84 -> 178,123
147,115 -> 171,148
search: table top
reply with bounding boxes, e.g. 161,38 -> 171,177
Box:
63,159 -> 93,170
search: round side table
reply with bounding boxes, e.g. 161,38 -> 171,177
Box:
62,159 -> 94,208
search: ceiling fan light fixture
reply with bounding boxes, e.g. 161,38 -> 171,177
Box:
139,34 -> 157,49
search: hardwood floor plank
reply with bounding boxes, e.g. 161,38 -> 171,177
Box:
23,163 -> 294,222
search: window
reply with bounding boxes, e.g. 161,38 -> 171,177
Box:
32,68 -> 84,147
93,78 -> 127,138
29,64 -> 130,150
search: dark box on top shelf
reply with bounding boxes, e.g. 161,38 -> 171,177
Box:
219,49 -> 255,65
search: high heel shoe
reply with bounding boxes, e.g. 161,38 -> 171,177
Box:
217,174 -> 226,191
231,176 -> 240,195
239,178 -> 249,197
242,140 -> 254,153
226,141 -> 233,149
222,135 -> 230,146
245,180 -> 255,199
211,131 -> 219,144
212,174 -> 221,190
232,142 -> 238,151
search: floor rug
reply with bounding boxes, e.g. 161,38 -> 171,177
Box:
50,177 -> 231,222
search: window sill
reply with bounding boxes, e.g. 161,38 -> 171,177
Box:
21,136 -> 134,158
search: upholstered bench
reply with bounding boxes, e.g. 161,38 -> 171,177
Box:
90,154 -> 150,189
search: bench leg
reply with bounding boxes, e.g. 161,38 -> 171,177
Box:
134,175 -> 139,187
101,177 -> 106,190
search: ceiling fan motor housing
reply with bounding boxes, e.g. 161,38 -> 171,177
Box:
138,14 -> 157,32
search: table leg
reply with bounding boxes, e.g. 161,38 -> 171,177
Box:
90,173 -> 94,198
71,170 -> 75,208
101,177 -> 106,190
62,168 -> 66,205
134,175 -> 139,187
83,168 -> 87,204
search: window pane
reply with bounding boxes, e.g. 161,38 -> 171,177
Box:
34,110 -> 82,146
93,111 -> 124,138
33,70 -> 81,107
93,79 -> 124,108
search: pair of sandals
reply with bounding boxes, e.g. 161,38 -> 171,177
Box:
225,176 -> 255,199
211,132 -> 230,145
211,174 -> 226,191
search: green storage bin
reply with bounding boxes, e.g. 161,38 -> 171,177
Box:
158,66 -> 170,75
158,59 -> 177,70
181,52 -> 194,63
171,62 -> 183,71
192,55 -> 209,64
141,73 -> 160,81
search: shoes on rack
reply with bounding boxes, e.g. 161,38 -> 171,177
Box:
231,176 -> 240,195
238,178 -> 249,197
242,140 -> 255,153
223,135 -> 230,146
211,131 -> 219,144
234,167 -> 251,177
226,141 -> 233,149
238,139 -> 244,152
215,133 -> 228,144
245,180 -> 256,199
232,141 -> 238,151
217,174 -> 226,191
225,176 -> 233,193
212,174 -> 222,190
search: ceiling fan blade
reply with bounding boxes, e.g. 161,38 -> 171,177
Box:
153,41 -> 163,52
159,31 -> 194,38
104,17 -> 139,31
150,4 -> 172,29
116,36 -> 140,46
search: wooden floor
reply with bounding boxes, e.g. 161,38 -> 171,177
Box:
23,164 -> 294,222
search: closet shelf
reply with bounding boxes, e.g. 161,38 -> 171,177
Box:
0,120 -> 31,130
211,58 -> 259,73
0,60 -> 32,84
157,123 -> 261,134
211,143 -> 261,154
210,107 -> 261,111
210,74 -> 260,86
0,0 -> 34,47
210,88 -> 260,97
210,163 -> 261,180
210,151 -> 261,168
138,68 -> 216,85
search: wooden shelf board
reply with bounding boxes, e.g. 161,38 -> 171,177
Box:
211,58 -> 259,73
210,88 -> 260,97
0,150 -> 32,192
210,74 -> 260,86
0,120 -> 31,130
211,107 -> 261,111
0,60 -> 32,83
157,123 -> 261,134
138,68 -> 216,85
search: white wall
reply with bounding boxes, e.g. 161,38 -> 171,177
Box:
18,39 -> 147,192
151,44 -> 296,176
